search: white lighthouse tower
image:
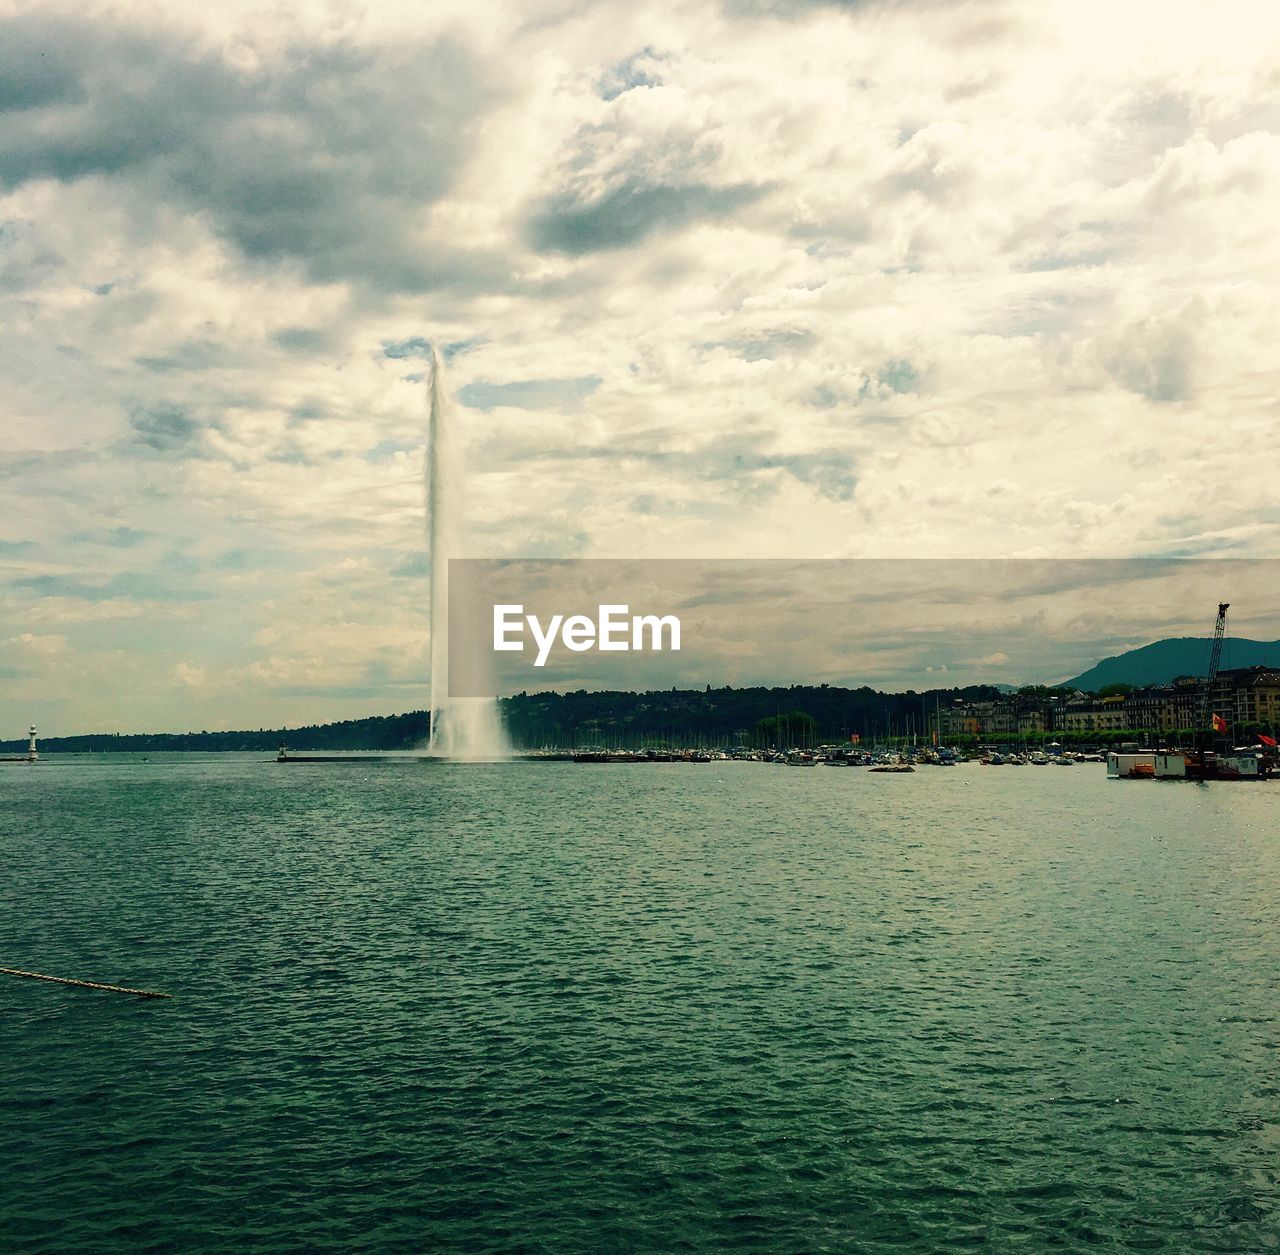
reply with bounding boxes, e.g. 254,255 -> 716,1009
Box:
27,724 -> 38,762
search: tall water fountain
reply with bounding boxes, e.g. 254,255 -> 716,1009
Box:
427,348 -> 511,759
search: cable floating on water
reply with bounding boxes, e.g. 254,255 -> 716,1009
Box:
0,966 -> 171,999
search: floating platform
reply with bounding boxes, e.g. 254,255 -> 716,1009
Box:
276,751 -> 426,764
573,752 -> 710,763
275,750 -> 715,764
1107,750 -> 1272,780
274,750 -> 566,764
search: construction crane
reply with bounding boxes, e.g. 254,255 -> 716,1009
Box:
1199,602 -> 1230,741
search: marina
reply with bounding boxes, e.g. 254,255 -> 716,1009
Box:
16,738 -> 1279,779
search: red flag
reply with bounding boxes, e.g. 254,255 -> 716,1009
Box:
1212,714 -> 1228,733
1259,733 -> 1278,747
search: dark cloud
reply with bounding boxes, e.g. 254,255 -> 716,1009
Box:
684,438 -> 860,501
382,336 -> 433,360
365,439 -> 416,462
0,19 -> 91,111
1098,88 -> 1197,183
1118,356 -> 1191,403
717,444 -> 858,501
528,180 -> 769,254
725,0 -> 934,16
212,547 -> 287,571
127,402 -> 205,453
879,359 -> 918,393
0,218 -> 65,292
443,337 -> 486,361
272,327 -> 331,355
804,360 -> 919,410
9,571 -> 209,601
481,425 -> 858,502
705,329 -> 816,361
459,376 -> 602,412
1024,246 -> 1117,273
1103,314 -> 1197,403
725,0 -> 872,13
724,0 -> 1004,19
135,340 -> 227,373
392,553 -> 428,578
382,335 -> 484,363
0,12 -> 498,293
65,526 -> 149,548
266,442 -> 321,466
598,48 -> 666,101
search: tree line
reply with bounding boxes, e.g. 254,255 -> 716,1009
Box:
5,683 -> 1008,753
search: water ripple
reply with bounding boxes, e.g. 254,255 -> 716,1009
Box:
2,757 -> 1279,1251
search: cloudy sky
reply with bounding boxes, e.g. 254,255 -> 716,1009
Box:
451,558 -> 1280,695
2,0 -> 1278,734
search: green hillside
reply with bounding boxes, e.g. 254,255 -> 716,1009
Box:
1067,637 -> 1280,691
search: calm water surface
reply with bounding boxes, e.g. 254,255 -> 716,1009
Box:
2,757 -> 1278,1252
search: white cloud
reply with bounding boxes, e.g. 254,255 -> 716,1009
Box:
2,0 -> 1279,731
172,661 -> 206,687
3,632 -> 68,654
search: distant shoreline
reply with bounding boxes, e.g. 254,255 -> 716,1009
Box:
7,676 -> 1260,756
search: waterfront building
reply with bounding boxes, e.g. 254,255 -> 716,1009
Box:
1209,667 -> 1280,729
929,667 -> 1279,742
1121,683 -> 1197,735
1016,707 -> 1047,734
1060,697 -> 1128,734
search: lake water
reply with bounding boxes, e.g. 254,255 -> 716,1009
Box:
2,757 -> 1278,1251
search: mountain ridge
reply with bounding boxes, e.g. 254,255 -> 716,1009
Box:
1066,637 -> 1280,691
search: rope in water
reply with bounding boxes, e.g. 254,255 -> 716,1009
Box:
0,966 -> 171,999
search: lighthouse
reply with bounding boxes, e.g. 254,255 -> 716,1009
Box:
27,724 -> 37,762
